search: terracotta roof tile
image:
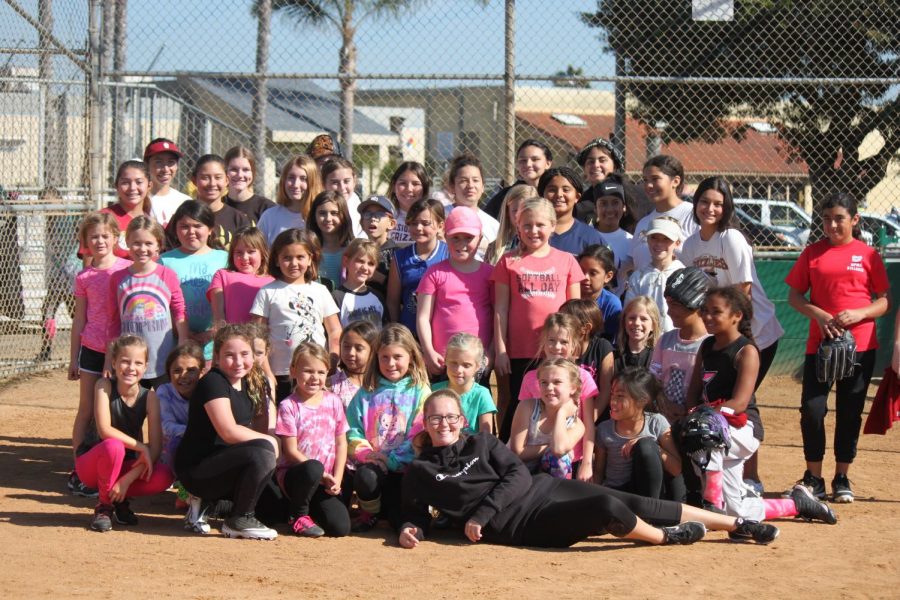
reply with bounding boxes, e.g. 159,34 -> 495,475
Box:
517,112 -> 807,177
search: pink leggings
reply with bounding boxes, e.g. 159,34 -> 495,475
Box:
75,438 -> 174,506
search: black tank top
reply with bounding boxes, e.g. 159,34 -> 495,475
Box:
699,336 -> 757,412
76,384 -> 148,458
614,346 -> 652,374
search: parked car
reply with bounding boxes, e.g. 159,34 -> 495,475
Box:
733,207 -> 801,248
734,198 -> 811,246
858,212 -> 900,250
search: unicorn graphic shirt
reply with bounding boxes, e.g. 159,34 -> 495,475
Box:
346,376 -> 429,472
109,264 -> 186,379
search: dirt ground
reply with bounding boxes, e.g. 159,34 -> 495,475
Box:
1,370 -> 898,599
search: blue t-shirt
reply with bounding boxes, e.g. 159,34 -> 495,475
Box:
395,241 -> 449,335
320,249 -> 345,290
597,288 -> 623,342
550,220 -> 607,256
160,248 -> 228,359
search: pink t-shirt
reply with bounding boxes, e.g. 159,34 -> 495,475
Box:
276,391 -> 348,479
329,370 -> 361,408
491,249 -> 585,359
417,260 -> 494,356
518,365 -> 598,462
785,239 -> 890,353
108,263 -> 187,379
73,257 -> 131,352
206,269 -> 275,324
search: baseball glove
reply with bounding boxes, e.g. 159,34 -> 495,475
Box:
816,330 -> 859,383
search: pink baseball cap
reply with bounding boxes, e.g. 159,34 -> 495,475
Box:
445,206 -> 482,237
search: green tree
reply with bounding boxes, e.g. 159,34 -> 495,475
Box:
582,0 -> 898,220
552,65 -> 591,89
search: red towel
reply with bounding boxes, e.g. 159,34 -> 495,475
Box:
863,368 -> 900,435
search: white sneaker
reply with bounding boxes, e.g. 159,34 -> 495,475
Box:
222,514 -> 277,540
183,495 -> 211,535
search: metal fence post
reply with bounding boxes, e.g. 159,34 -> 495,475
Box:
252,0 -> 271,196
503,0 -> 516,187
87,0 -> 104,208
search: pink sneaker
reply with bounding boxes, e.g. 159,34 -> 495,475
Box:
291,515 -> 325,537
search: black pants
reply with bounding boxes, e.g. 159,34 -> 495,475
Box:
517,479 -> 683,548
499,358 -> 536,442
177,439 -> 276,516
275,375 -> 293,403
282,460 -> 350,537
609,437 -> 686,502
800,349 -> 876,464
755,339 -> 779,391
353,464 -> 404,529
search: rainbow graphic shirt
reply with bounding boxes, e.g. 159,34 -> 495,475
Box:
109,264 -> 186,379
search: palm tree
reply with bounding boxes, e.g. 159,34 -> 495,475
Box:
261,0 -> 426,162
552,65 -> 590,89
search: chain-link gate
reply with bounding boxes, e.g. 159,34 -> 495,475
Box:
0,0 -> 897,380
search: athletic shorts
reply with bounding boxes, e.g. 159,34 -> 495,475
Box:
78,346 -> 105,375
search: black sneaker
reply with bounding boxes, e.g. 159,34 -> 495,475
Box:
701,500 -> 726,514
783,470 -> 826,500
67,471 -> 99,498
113,501 -> 138,526
222,513 -> 277,540
661,521 -> 706,545
90,504 -> 114,532
729,518 -> 779,544
832,474 -> 854,504
791,484 -> 837,524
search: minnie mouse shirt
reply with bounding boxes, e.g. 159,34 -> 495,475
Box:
250,279 -> 339,375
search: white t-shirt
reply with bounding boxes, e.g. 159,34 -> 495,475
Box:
345,192 -> 365,239
680,229 -> 784,349
250,280 -> 339,375
390,209 -> 413,245
624,259 -> 686,332
257,204 -> 306,246
600,227 -> 633,269
150,189 -> 192,229
334,287 -> 385,328
629,202 -> 698,271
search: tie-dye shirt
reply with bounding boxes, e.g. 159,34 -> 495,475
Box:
276,390 -> 348,479
346,376 -> 429,472
109,264 -> 186,378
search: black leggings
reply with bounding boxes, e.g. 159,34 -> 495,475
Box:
755,340 -> 779,391
353,464 -> 404,529
610,437 -> 686,502
282,460 -> 350,537
499,358 -> 536,442
800,349 -> 876,464
177,439 -> 276,516
518,480 -> 683,548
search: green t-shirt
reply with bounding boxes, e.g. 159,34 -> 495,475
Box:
432,381 -> 497,434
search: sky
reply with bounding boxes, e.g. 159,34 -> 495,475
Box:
1,1 -> 615,88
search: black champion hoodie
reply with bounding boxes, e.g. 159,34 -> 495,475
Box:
400,432 -> 559,545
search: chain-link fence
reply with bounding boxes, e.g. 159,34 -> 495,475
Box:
0,0 -> 897,379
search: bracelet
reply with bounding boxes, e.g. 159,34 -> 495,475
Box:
720,406 -> 735,416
